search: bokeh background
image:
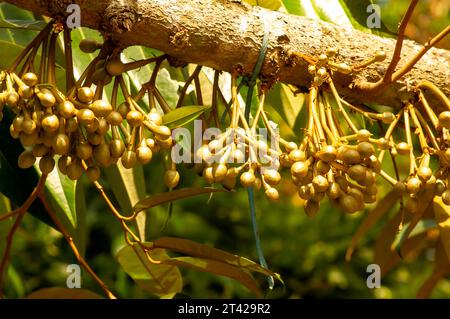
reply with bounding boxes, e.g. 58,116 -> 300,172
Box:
1,0 -> 449,299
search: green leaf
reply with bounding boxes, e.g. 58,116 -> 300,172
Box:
393,218 -> 437,254
134,188 -> 226,213
244,0 -> 282,10
0,3 -> 39,45
163,256 -> 263,297
153,237 -> 282,281
282,0 -> 320,18
43,170 -> 87,255
0,192 -> 12,258
337,0 -> 395,36
265,82 -> 306,136
137,237 -> 283,296
281,0 -> 394,36
103,165 -> 147,240
44,170 -> 78,228
163,105 -> 211,129
0,19 -> 46,31
116,244 -> 182,298
310,0 -> 352,26
26,287 -> 103,299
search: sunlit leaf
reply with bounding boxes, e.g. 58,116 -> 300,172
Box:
337,0 -> 394,36
26,287 -> 103,299
393,189 -> 434,253
265,82 -> 306,136
417,241 -> 450,299
310,0 -> 352,26
346,190 -> 398,261
433,197 -> 450,262
244,0 -> 282,10
393,218 -> 437,254
134,188 -> 226,213
374,189 -> 434,276
116,244 -> 182,298
374,209 -> 403,277
163,105 -> 211,129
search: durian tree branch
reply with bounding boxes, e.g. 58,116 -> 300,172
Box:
4,0 -> 450,109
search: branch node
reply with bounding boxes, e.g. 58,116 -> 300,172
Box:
103,0 -> 139,35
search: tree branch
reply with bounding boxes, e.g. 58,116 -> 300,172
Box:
4,0 -> 450,109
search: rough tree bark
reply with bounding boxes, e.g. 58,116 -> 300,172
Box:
3,0 -> 450,109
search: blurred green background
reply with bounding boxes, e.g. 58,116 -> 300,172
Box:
1,0 -> 449,299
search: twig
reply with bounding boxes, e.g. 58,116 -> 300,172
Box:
357,4 -> 450,93
0,210 -> 20,222
383,0 -> 418,83
38,193 -> 117,299
0,174 -> 48,295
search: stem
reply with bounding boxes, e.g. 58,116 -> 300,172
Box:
318,94 -> 337,144
153,87 -> 172,113
8,22 -> 52,72
38,35 -> 48,84
111,76 -> 120,109
0,210 -> 20,222
194,74 -> 204,106
403,108 -> 416,175
47,31 -> 58,85
251,92 -> 265,131
211,70 -> 221,128
409,105 -> 430,153
414,108 -> 440,150
417,81 -> 450,110
323,94 -> 340,139
63,27 -> 75,92
176,65 -> 202,109
328,80 -> 358,134
310,87 -> 326,145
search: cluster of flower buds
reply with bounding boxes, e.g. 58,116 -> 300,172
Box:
0,20 -> 178,186
2,21 -> 450,218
